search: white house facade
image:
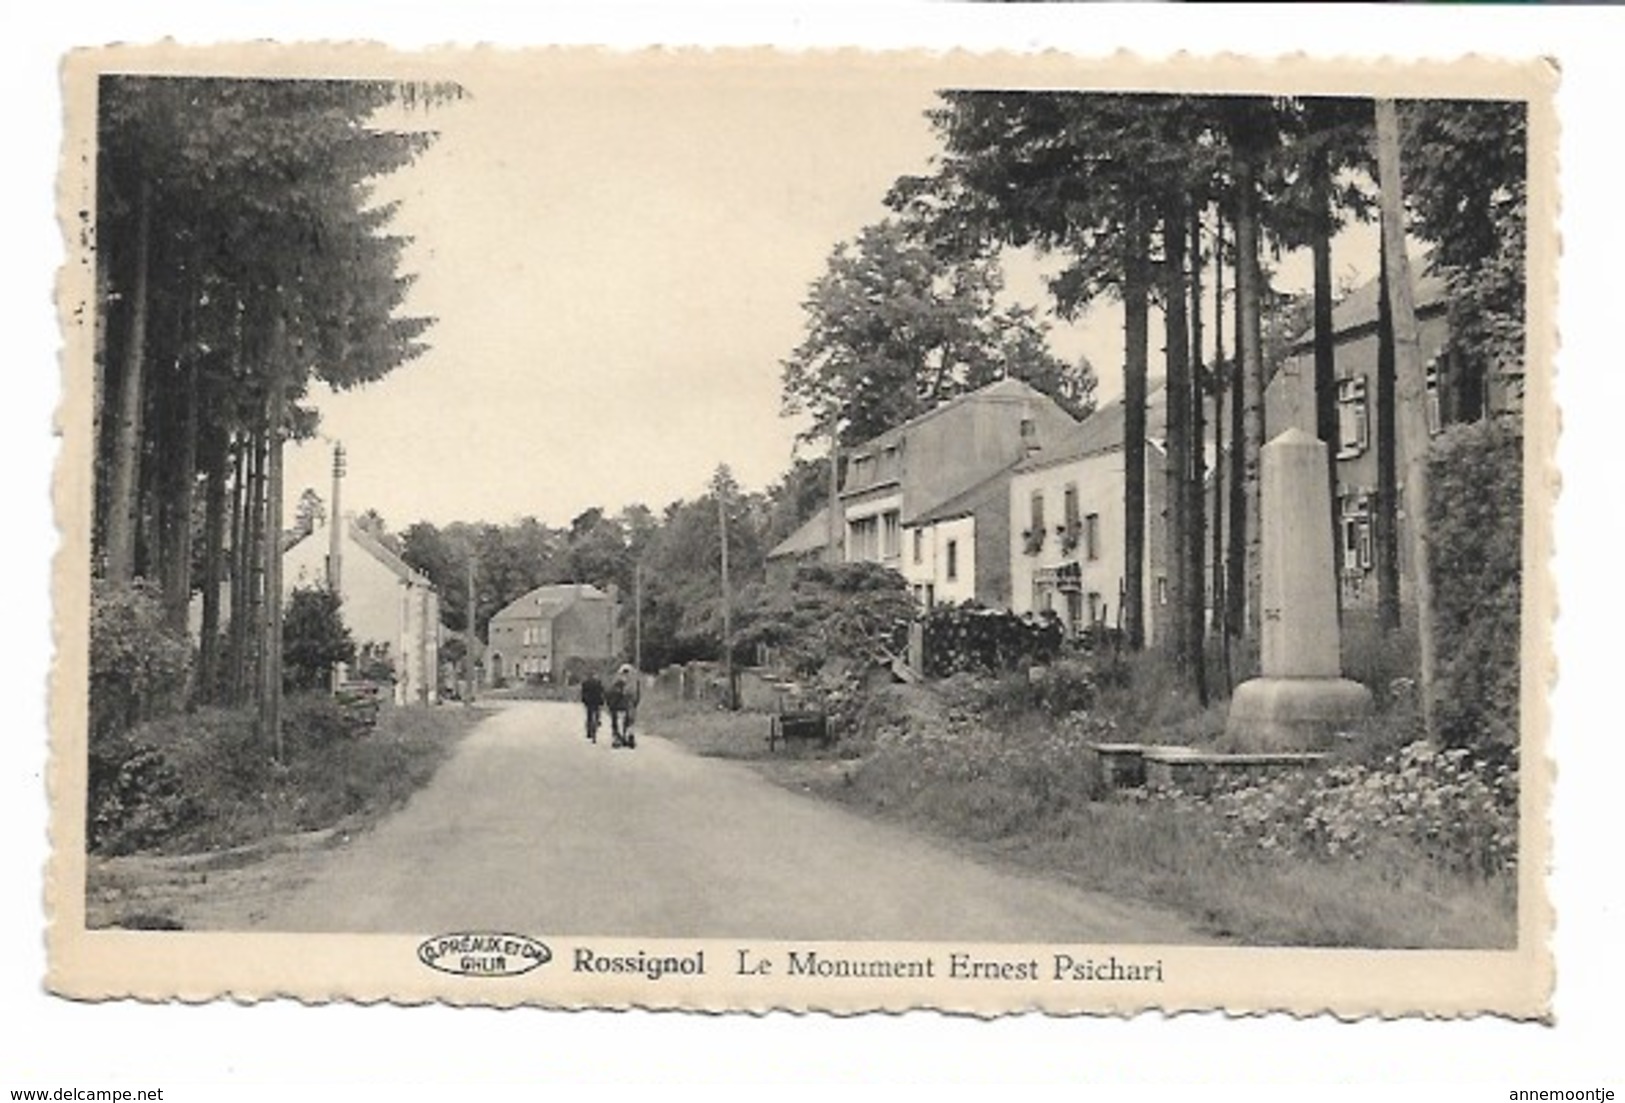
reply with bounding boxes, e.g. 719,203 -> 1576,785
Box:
283,515 -> 440,705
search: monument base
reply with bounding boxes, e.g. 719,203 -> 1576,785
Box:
1225,677 -> 1373,752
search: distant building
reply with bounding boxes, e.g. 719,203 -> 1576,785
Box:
283,514 -> 440,706
767,377 -> 1080,607
485,583 -> 619,685
764,506 -> 836,587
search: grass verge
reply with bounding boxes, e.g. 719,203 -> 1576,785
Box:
87,701 -> 489,928
647,677 -> 1515,949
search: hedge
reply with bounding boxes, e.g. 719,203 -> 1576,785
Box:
1426,415 -> 1522,754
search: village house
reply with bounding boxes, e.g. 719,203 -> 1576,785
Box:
485,583 -> 620,685
283,514 -> 441,706
1263,266 -> 1516,616
766,377 -> 1080,608
1007,384 -> 1181,643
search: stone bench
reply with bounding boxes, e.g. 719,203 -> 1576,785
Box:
1090,742 -> 1329,794
1142,746 -> 1330,796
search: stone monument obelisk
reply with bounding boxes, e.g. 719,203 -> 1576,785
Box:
1226,428 -> 1371,749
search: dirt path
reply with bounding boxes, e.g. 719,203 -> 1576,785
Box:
214,701 -> 1209,942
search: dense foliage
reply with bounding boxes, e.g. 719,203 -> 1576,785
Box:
88,694 -> 473,856
1149,741 -> 1517,880
780,219 -> 1095,447
734,561 -> 914,677
1426,417 -> 1523,754
281,586 -> 356,691
88,579 -> 191,747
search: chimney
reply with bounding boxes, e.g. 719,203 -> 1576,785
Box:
328,442 -> 345,593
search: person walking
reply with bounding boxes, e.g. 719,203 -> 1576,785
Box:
580,670 -> 605,743
617,663 -> 642,746
606,664 -> 641,749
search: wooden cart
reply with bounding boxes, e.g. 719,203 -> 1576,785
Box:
767,708 -> 833,752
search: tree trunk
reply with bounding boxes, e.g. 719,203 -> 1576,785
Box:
1235,154 -> 1267,655
1374,98 -> 1438,739
198,419 -> 228,705
260,334 -> 289,759
245,422 -> 268,711
1226,213 -> 1247,647
161,337 -> 200,634
1212,209 -> 1231,690
1121,209 -> 1151,652
226,433 -> 249,706
1188,203 -> 1209,707
1375,211 -> 1403,633
103,181 -> 152,586
1311,141 -> 1342,614
1162,208 -> 1190,671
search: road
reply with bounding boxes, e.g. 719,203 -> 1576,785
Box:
255,701 -> 1208,942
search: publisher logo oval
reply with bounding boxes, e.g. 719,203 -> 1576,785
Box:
417,932 -> 552,977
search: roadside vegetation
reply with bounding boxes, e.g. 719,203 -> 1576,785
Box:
653,662 -> 1516,949
651,422 -> 1522,950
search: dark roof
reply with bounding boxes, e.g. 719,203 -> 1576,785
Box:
1286,267 -> 1449,354
491,582 -> 610,624
1013,382 -> 1170,473
843,377 -> 1053,468
910,462 -> 1021,526
766,506 -> 833,560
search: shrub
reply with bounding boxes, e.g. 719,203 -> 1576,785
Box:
89,579 -> 190,745
857,704 -> 1114,839
283,691 -> 362,751
282,586 -> 356,691
1151,740 -> 1518,880
87,736 -> 199,855
1427,416 -> 1522,754
734,561 -> 914,676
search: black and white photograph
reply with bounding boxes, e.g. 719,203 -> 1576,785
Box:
49,45 -> 1554,1017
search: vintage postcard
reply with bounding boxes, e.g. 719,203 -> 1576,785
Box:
49,43 -> 1557,1017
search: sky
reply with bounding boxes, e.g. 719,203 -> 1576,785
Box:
282,58 -> 1385,532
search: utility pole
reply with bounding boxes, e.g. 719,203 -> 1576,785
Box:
328,440 -> 346,692
826,428 -> 842,562
633,561 -> 643,672
718,483 -> 734,710
464,552 -> 477,706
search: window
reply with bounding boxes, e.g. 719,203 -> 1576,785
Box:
1025,490 -> 1046,553
881,510 -> 901,560
912,528 -> 924,565
851,454 -> 874,486
1030,491 -> 1045,533
1340,493 -> 1374,574
848,515 -> 880,561
1425,359 -> 1443,436
1337,376 -> 1369,458
1157,576 -> 1168,606
1020,417 -> 1038,451
1085,513 -> 1101,561
1061,484 -> 1081,554
945,539 -> 959,582
1065,591 -> 1083,635
1087,591 -> 1102,627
